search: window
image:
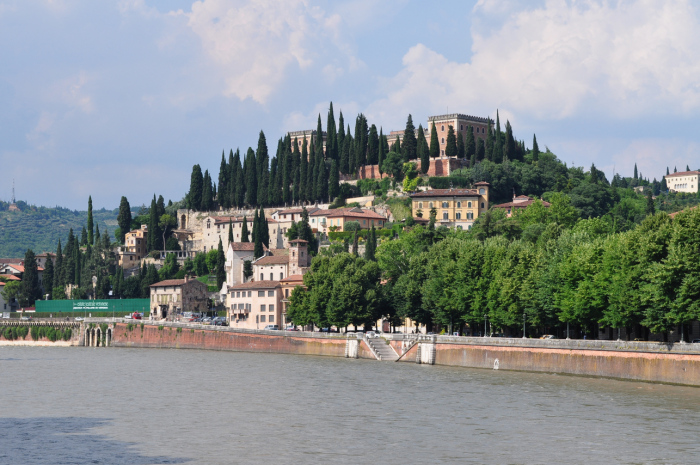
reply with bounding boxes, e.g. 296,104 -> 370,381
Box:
418,202 -> 423,209
429,202 -> 434,208
237,291 -> 240,298
270,273 -> 273,280
258,291 -> 265,297
248,291 -> 252,297
238,303 -> 244,309
260,273 -> 264,281
261,304 -> 266,312
260,315 -> 266,322
457,201 -> 461,208
441,137 -> 445,144
460,124 -> 463,130
481,202 -> 485,208
467,212 -> 473,220
442,201 -> 449,208
468,201 -> 472,208
269,305 -> 274,313
207,220 -> 211,229
456,213 -> 461,220
443,212 -> 448,220
268,290 -> 274,297
441,150 -> 445,156
479,188 -> 485,195
280,272 -> 283,279
441,125 -> 444,131
285,289 -> 289,298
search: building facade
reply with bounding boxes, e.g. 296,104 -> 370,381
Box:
149,278 -> 208,321
493,195 -> 551,218
410,182 -> 490,230
665,170 -> 700,194
228,281 -> 282,329
325,208 -> 387,232
427,113 -> 491,157
118,225 -> 148,268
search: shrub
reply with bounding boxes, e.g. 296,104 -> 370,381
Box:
176,327 -> 182,333
158,325 -> 164,331
30,327 -> 40,341
4,327 -> 14,340
63,328 -> 72,341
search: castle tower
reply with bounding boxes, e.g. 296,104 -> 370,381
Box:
288,239 -> 308,276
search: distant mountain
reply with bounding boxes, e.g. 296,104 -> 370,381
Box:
0,201 -> 119,258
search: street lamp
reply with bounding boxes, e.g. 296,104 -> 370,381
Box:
484,314 -> 488,338
522,312 -> 526,339
90,276 -> 97,320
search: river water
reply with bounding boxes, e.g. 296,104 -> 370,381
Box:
1,347 -> 699,464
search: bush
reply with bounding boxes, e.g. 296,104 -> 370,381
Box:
31,326 -> 40,341
63,328 -> 72,341
328,229 -> 394,242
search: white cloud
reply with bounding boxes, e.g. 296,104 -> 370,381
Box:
182,0 -> 356,104
370,0 -> 700,121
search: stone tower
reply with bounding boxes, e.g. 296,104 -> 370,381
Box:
288,239 -> 308,276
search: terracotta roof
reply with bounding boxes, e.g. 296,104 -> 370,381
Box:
255,255 -> 289,265
309,208 -> 335,216
274,207 -> 319,215
36,253 -> 56,258
474,181 -> 491,186
0,264 -> 40,273
410,189 -> 481,198
150,279 -> 203,287
229,280 -> 281,290
0,259 -> 22,265
669,206 -> 699,218
269,248 -> 289,256
280,274 -> 304,284
412,217 -> 429,224
212,216 -> 254,224
326,209 -> 386,220
665,170 -> 699,177
289,239 -> 308,244
0,274 -> 21,281
229,242 -> 256,251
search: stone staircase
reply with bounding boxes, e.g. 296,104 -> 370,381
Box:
365,336 -> 399,361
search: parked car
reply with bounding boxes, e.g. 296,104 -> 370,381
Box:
365,331 -> 378,338
212,317 -> 227,326
692,339 -> 700,344
540,334 -> 556,339
201,317 -> 212,325
131,312 -> 142,320
124,314 -> 132,319
74,317 -> 84,322
285,326 -> 299,331
264,324 -> 279,331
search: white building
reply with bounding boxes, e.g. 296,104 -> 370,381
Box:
665,170 -> 700,194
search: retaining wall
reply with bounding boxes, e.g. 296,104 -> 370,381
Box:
110,322 -> 376,360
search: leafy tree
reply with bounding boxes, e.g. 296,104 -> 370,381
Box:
381,151 -> 404,181
1,280 -> 20,308
645,190 -> 655,216
194,252 -> 208,276
159,214 -> 177,252
285,207 -> 318,254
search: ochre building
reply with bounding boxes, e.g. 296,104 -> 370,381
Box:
410,182 -> 490,230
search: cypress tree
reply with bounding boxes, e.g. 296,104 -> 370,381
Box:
291,137 -> 300,203
329,159 -> 339,201
504,120 -> 516,161
340,131 -> 349,174
282,139 -> 291,205
313,152 -> 323,201
457,132 -> 465,159
234,150 -> 245,207
646,190 -> 655,215
300,137 -> 308,202
259,207 -> 269,248
532,134 -> 540,162
87,195 -> 94,246
402,114 -> 417,162
269,156 -> 279,206
465,126 -> 475,161
393,135 -> 401,153
201,170 -> 213,211
253,210 -> 263,258
429,122 -> 439,159
20,249 -> 41,306
634,163 -> 638,179
256,131 -> 269,206
674,166 -> 677,173
307,142 -> 316,201
378,127 -> 386,176
337,111 -> 345,153
80,227 -> 88,246
227,149 -> 235,208
485,118 -> 494,161
493,110 -> 502,163
241,216 -> 250,242
417,125 -> 429,173
476,138 -> 485,162
327,102 -> 337,160
354,114 -> 368,167
43,254 -> 54,299
686,164 -> 690,171
218,150 -> 228,208
148,195 -> 158,252
245,148 -> 257,206
55,240 -> 63,287
187,164 -> 203,211
117,196 -> 131,244
666,167 -> 670,175
445,126 -> 457,158
228,219 -> 234,245
367,124 -> 379,165
315,114 -> 324,159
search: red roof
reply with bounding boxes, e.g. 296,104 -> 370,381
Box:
275,208 -> 319,216
410,189 -> 481,198
326,209 -> 386,220
0,264 -> 43,273
493,198 -> 551,209
229,242 -> 256,251
280,274 -> 304,284
229,280 -> 281,290
150,279 -> 204,288
665,170 -> 699,177
669,206 -> 699,218
0,274 -> 21,281
255,255 -> 289,265
289,239 -> 308,244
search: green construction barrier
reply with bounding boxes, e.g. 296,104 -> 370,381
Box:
35,299 -> 150,315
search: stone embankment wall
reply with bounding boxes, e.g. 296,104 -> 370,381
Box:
0,320 -> 81,346
396,336 -> 700,386
110,322 -> 376,360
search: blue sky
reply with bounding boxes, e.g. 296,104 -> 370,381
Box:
1,0 -> 699,210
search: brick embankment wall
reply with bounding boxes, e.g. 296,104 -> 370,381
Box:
111,323 -> 376,360
397,340 -> 700,386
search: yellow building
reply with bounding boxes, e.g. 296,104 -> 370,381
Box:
410,182 -> 490,230
117,224 -> 148,268
665,170 -> 699,194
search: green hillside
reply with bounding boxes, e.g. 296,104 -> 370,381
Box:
0,201 -> 119,258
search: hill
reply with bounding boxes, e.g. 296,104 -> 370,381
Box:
0,201 -> 119,258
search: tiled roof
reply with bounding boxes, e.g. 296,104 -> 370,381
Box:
36,253 -> 56,258
0,258 -> 22,265
669,206 -> 699,218
229,242 -> 256,251
150,279 -> 204,287
229,280 -> 281,290
665,170 -> 699,177
410,189 -> 481,198
0,264 -> 41,273
255,255 -> 289,265
289,239 -> 308,244
493,198 -> 551,209
280,274 -> 304,284
274,208 -> 319,216
326,209 -> 386,219
0,274 -> 21,281
269,249 -> 289,256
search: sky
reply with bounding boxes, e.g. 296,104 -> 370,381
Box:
1,0 -> 699,210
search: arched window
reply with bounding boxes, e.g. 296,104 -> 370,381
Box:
443,212 -> 448,220
429,202 -> 434,209
441,138 -> 445,144
280,272 -> 284,279
457,225 -> 463,230
456,212 -> 461,220
442,201 -> 449,208
441,125 -> 444,131
481,202 -> 485,208
419,202 -> 423,209
460,124 -> 463,130
457,201 -> 461,208
468,201 -> 472,208
206,220 -> 211,229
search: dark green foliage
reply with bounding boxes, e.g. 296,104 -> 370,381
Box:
20,249 -> 42,306
445,126 -> 457,158
243,260 -> 253,280
285,207 -> 318,254
87,196 -> 94,246
634,163 -> 638,180
329,159 -> 340,201
367,124 -> 379,165
228,220 -> 234,245
532,134 -> 539,161
457,132 -> 465,159
43,255 -> 54,299
216,237 -> 226,290
241,216 -> 250,242
429,122 -> 439,159
187,164 -> 203,211
327,102 -> 337,160
417,124 -> 429,173
244,148 -> 257,206
402,115 -> 417,162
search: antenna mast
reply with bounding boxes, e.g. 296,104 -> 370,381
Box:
11,178 -> 15,203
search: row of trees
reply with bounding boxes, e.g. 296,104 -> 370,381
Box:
287,203 -> 700,339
